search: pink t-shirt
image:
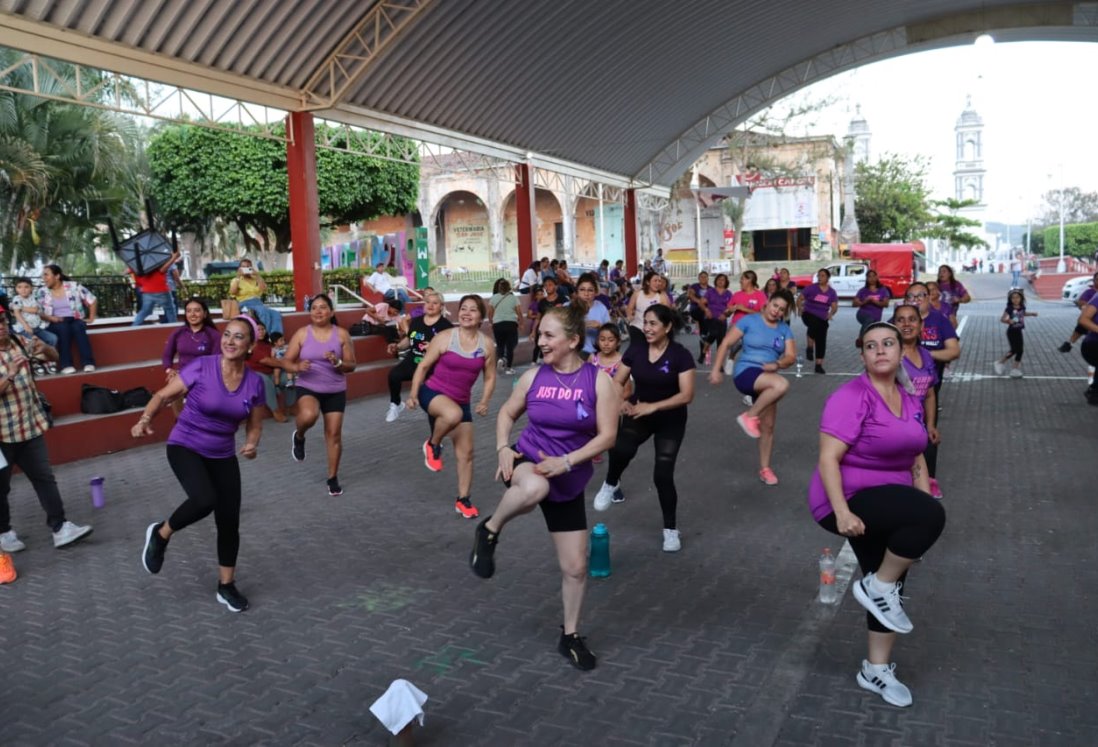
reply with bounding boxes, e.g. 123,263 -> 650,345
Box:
730,290 -> 768,325
807,373 -> 928,521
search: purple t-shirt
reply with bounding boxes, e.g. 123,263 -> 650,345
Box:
167,355 -> 265,459
807,374 -> 928,521
622,341 -> 695,408
1085,296 -> 1098,344
854,286 -> 892,323
162,325 -> 222,370
919,309 -> 957,351
937,280 -> 967,309
901,347 -> 938,402
705,287 -> 733,318
515,364 -> 600,502
1079,287 -> 1096,306
801,284 -> 838,320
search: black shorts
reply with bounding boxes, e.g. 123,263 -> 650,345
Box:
505,450 -> 588,533
294,386 -> 347,414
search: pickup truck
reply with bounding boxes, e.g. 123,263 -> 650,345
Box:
790,262 -> 872,298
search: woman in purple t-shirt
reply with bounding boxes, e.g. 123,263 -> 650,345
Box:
283,294 -> 357,497
409,295 -> 497,519
936,265 -> 970,327
593,304 -> 696,553
701,273 -> 734,359
796,268 -> 839,374
469,304 -> 618,671
808,322 -> 945,708
853,270 -> 892,328
894,304 -> 942,499
133,316 -> 266,613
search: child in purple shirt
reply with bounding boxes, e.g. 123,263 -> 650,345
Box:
133,316 -> 266,614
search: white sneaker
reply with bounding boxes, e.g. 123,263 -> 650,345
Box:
852,573 -> 913,634
993,361 -> 1006,376
742,394 -> 754,406
61,366 -> 76,374
52,521 -> 92,548
593,482 -> 623,511
385,402 -> 405,422
662,528 -> 681,552
505,368 -> 516,375
0,530 -> 26,552
1009,368 -> 1023,379
856,661 -> 913,707
82,365 -> 96,372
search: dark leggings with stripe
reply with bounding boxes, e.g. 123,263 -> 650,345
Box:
818,484 -> 946,633
803,313 -> 830,360
605,408 -> 687,529
166,445 -> 242,567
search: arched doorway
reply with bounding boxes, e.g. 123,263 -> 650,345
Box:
503,188 -> 564,264
432,190 -> 490,270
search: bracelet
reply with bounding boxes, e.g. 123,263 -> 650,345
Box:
564,455 -> 573,472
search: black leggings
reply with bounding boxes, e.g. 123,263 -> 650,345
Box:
704,317 -> 728,346
388,356 -> 418,405
605,408 -> 687,529
166,445 -> 243,567
818,484 -> 945,633
1006,327 -> 1024,362
803,313 -> 830,360
1082,339 -> 1098,390
493,321 -> 519,368
923,441 -> 938,479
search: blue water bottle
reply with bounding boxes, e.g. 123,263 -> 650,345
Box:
589,523 -> 611,578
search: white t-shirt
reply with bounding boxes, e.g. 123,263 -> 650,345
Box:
1010,259 -> 1022,272
369,271 -> 393,295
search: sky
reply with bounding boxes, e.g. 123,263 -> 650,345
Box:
780,40 -> 1098,226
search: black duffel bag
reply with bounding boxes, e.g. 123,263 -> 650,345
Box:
122,387 -> 153,409
81,384 -> 124,414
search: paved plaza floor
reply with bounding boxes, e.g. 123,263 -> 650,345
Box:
2,273 -> 1096,746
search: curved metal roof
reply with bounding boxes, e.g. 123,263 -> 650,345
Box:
0,0 -> 1094,187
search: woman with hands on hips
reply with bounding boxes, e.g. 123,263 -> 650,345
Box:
134,316 -> 266,613
468,303 -> 619,671
807,321 -> 946,708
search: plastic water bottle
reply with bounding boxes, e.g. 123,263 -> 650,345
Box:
704,346 -> 712,366
818,548 -> 837,604
795,354 -> 804,378
589,523 -> 611,578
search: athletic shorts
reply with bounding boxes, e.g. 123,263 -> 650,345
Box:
420,383 -> 472,423
733,367 -> 764,396
294,386 -> 347,414
504,450 -> 587,533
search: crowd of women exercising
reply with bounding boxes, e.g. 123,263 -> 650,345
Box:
30,258 -> 1081,709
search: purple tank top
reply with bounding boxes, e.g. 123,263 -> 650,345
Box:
296,325 -> 346,393
425,331 -> 487,404
516,363 -> 599,502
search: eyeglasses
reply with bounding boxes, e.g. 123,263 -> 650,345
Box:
905,293 -> 928,300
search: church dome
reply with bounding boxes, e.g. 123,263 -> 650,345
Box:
956,95 -> 983,128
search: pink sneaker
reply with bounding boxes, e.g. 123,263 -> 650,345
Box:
929,478 -> 943,499
736,413 -> 761,439
759,467 -> 779,486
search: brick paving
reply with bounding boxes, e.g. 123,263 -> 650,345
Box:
1,273 -> 1096,745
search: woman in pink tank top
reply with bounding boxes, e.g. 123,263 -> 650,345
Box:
282,294 -> 356,497
408,295 -> 497,519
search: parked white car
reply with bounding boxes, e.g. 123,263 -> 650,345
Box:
791,262 -> 870,298
1061,275 -> 1094,303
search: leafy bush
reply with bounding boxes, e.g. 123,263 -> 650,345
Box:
1042,222 -> 1098,258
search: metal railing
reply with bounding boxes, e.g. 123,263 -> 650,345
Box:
1,276 -> 137,319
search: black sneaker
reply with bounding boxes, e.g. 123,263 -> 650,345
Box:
806,346 -> 815,361
558,628 -> 597,671
142,521 -> 168,575
327,477 -> 343,496
291,430 -> 306,462
470,517 -> 498,578
217,582 -> 249,612
815,364 -> 826,374
1058,341 -> 1072,353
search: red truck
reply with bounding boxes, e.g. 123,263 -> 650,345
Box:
790,244 -> 917,298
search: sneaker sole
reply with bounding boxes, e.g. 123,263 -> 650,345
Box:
216,592 -> 247,613
856,671 -> 912,707
54,526 -> 92,548
328,488 -> 344,496
455,506 -> 479,519
423,442 -> 442,472
470,522 -> 495,579
142,522 -> 161,575
291,431 -> 305,462
851,579 -> 913,634
0,541 -> 26,553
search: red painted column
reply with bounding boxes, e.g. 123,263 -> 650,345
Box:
515,163 -> 535,272
287,112 -> 323,311
624,188 -> 639,276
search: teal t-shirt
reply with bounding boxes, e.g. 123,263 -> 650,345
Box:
733,314 -> 793,377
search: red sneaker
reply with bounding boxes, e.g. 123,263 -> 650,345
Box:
454,497 -> 479,519
759,467 -> 779,486
0,551 -> 16,584
736,413 -> 761,439
423,440 -> 443,472
929,478 -> 943,499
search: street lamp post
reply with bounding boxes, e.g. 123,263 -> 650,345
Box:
1057,165 -> 1066,273
691,167 -> 702,259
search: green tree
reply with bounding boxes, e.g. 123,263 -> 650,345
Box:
1041,222 -> 1098,259
853,154 -> 934,243
147,123 -> 419,257
0,50 -> 139,271
925,197 -> 988,252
